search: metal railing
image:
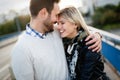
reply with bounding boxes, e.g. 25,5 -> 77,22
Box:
89,26 -> 120,76
89,26 -> 120,47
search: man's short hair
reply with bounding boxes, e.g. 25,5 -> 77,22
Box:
30,0 -> 60,17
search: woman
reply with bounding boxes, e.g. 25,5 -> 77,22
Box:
57,6 -> 109,80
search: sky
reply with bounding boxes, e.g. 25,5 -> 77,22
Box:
59,0 -> 82,9
0,0 -> 29,14
0,0 -> 119,14
0,0 -> 82,14
0,0 -> 83,24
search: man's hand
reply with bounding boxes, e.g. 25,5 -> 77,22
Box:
85,33 -> 102,52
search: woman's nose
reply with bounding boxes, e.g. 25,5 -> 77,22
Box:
56,24 -> 61,30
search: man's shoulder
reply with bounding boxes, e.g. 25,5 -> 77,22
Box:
12,33 -> 31,52
11,38 -> 31,59
52,29 -> 62,39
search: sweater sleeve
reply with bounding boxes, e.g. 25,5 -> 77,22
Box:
11,44 -> 34,80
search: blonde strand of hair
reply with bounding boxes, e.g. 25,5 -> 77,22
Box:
76,8 -> 90,35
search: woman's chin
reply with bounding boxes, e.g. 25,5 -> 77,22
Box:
60,34 -> 65,38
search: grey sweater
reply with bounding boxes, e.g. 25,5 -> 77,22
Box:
11,30 -> 69,80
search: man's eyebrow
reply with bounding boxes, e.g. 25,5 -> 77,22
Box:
56,14 -> 58,17
59,20 -> 64,23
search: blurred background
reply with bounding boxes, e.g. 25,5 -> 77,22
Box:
0,0 -> 120,80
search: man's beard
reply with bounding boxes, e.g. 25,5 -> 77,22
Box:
43,16 -> 54,33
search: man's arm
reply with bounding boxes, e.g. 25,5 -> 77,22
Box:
11,46 -> 34,80
85,32 -> 102,52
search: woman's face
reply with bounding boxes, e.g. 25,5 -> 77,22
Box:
57,17 -> 78,38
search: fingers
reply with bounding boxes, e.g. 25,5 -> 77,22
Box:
86,34 -> 96,45
85,34 -> 94,41
88,39 -> 99,49
85,33 -> 102,52
92,42 -> 101,52
97,46 -> 101,53
86,38 -> 96,45
88,39 -> 101,52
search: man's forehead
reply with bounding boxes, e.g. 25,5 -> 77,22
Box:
53,3 -> 60,13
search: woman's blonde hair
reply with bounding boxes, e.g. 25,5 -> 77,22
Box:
58,6 -> 90,35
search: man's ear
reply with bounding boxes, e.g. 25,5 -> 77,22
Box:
38,8 -> 48,18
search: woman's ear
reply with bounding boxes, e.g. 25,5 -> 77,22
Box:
74,23 -> 78,29
75,24 -> 81,31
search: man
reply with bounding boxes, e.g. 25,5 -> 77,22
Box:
11,0 -> 102,80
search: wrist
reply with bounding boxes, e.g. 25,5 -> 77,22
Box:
95,32 -> 102,39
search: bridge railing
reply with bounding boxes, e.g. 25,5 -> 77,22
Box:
89,26 -> 120,76
89,26 -> 120,46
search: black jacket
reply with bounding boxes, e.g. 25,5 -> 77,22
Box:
63,31 -> 109,80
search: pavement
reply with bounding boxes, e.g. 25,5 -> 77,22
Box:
104,61 -> 120,80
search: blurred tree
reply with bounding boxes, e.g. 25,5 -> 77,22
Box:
0,15 -> 30,36
92,3 -> 120,30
